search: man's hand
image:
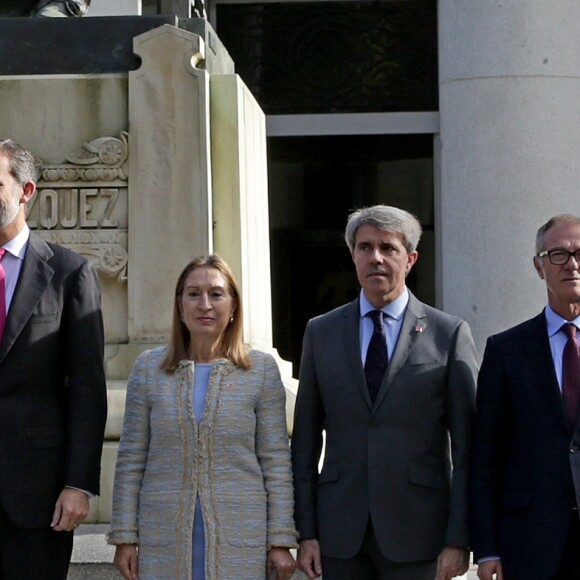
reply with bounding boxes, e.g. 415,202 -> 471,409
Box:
477,559 -> 503,580
51,488 -> 89,532
434,546 -> 470,580
297,538 -> 322,579
114,543 -> 139,580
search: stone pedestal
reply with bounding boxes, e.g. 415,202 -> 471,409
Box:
127,24 -> 212,343
0,17 -> 292,523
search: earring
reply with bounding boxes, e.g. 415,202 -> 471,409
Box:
229,317 -> 234,323
180,314 -> 185,322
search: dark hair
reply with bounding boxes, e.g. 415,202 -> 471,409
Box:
0,139 -> 39,186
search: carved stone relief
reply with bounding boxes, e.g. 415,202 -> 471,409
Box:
27,133 -> 129,281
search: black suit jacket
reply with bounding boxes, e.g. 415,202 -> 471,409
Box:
0,233 -> 107,528
291,293 -> 478,562
470,312 -> 579,579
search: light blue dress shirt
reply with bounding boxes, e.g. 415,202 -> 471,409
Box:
545,305 -> 580,391
359,287 -> 409,364
192,363 -> 211,580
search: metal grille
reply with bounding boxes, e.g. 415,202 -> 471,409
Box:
216,0 -> 437,114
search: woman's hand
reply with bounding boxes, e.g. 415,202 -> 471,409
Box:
266,546 -> 297,580
113,543 -> 139,580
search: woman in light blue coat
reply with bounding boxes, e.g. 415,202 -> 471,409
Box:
108,254 -> 298,580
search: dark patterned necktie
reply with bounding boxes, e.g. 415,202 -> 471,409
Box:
562,323 -> 580,426
364,310 -> 388,404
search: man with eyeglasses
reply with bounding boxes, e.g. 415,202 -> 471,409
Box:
471,213 -> 580,579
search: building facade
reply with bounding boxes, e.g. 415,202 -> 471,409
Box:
99,0 -> 580,367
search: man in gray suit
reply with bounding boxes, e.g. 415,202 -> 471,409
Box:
0,139 -> 107,579
291,205 -> 478,579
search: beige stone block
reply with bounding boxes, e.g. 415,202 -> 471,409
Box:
0,75 -> 128,163
105,343 -> 159,380
128,25 -> 212,344
87,0 -> 141,16
84,442 -> 117,524
211,74 -> 273,351
105,381 -> 128,440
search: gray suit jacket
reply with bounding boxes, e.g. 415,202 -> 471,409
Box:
0,233 -> 107,528
291,292 -> 478,562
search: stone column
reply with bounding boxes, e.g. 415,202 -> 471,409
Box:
211,74 -> 297,431
87,0 -> 141,16
438,1 -> 580,351
128,24 -> 212,343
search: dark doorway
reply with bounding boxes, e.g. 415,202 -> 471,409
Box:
268,133 -> 435,376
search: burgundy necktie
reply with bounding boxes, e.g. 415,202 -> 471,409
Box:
561,323 -> 580,426
365,310 -> 388,404
0,248 -> 6,343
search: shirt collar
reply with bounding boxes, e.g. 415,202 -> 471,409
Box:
544,304 -> 580,337
359,287 -> 409,321
2,224 -> 29,260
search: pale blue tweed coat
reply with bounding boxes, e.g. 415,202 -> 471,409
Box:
107,347 -> 298,579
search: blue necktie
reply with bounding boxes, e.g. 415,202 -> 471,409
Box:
365,310 -> 388,404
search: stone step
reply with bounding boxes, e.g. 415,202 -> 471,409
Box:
68,563 -> 118,580
68,525 -> 116,579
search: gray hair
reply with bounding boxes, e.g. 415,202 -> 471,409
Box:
344,205 -> 422,253
0,139 -> 39,187
535,214 -> 580,254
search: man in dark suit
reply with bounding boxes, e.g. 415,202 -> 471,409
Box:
471,214 -> 580,580
291,205 -> 478,579
0,139 -> 107,579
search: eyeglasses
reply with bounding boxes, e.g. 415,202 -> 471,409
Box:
537,249 -> 580,265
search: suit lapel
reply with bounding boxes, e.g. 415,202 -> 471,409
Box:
0,234 -> 54,363
373,292 -> 426,411
521,313 -> 569,431
340,299 -> 374,408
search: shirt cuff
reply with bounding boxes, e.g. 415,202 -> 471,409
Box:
65,486 -> 94,498
477,556 -> 501,564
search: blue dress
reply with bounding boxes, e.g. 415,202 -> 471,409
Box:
192,363 -> 211,580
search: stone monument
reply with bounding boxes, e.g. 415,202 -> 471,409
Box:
0,16 -> 296,523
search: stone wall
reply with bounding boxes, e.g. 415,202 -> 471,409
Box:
0,17 -> 296,523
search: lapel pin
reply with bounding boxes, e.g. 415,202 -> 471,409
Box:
415,325 -> 424,333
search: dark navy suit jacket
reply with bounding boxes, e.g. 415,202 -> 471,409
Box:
471,311 -> 580,579
0,233 -> 107,528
